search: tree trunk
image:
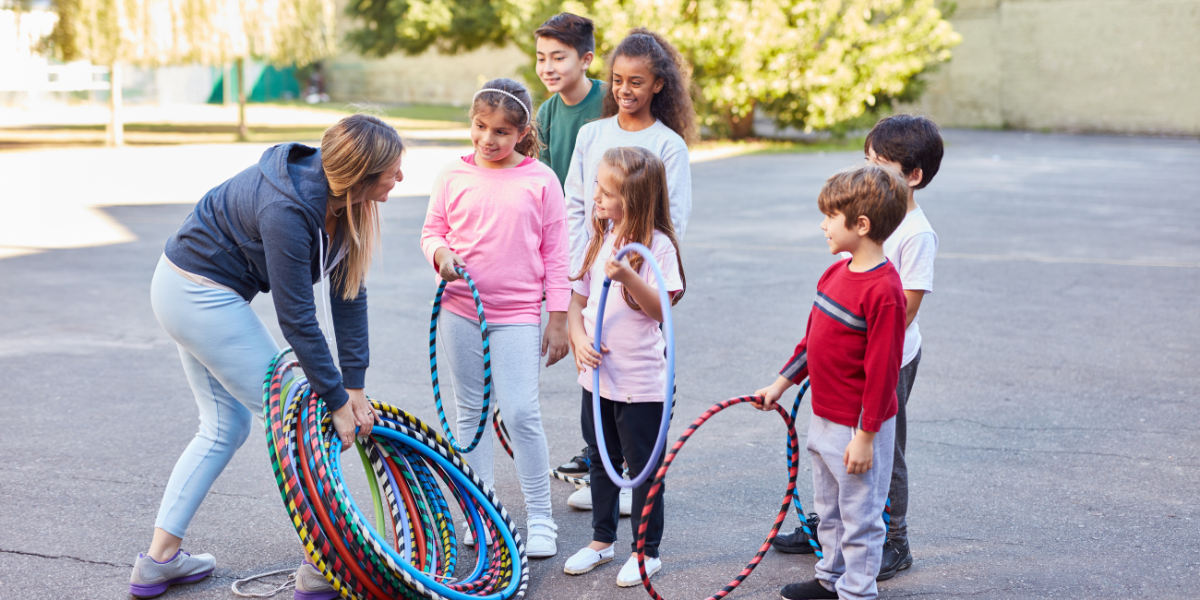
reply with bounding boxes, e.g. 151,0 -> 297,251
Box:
237,58 -> 248,141
107,62 -> 124,147
728,103 -> 756,140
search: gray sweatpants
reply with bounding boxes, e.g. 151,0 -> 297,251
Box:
809,414 -> 896,600
440,310 -> 552,520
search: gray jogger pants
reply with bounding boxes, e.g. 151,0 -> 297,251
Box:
809,414 -> 896,600
888,347 -> 921,540
440,310 -> 552,519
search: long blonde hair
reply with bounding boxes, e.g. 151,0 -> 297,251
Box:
571,146 -> 686,310
321,113 -> 404,300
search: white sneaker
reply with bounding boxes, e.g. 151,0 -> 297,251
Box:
616,554 -> 661,587
567,486 -> 592,510
525,516 -> 558,558
563,545 -> 615,575
619,487 -> 633,517
461,521 -> 490,548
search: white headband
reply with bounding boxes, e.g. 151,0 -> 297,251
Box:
473,88 -> 531,125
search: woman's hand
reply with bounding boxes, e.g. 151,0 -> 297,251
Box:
434,248 -> 466,282
331,388 -> 379,450
542,312 -> 570,367
603,257 -> 637,285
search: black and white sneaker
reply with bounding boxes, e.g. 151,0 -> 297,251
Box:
771,513 -> 821,554
876,537 -> 912,581
556,448 -> 591,475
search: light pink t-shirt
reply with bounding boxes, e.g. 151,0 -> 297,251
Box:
573,231 -> 684,403
421,155 -> 571,324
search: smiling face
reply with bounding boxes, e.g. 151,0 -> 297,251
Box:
354,156 -> 403,204
593,161 -> 625,225
536,36 -> 591,95
611,55 -> 664,119
470,109 -> 527,167
820,210 -> 868,255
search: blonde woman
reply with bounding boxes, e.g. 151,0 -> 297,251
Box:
131,114 -> 402,599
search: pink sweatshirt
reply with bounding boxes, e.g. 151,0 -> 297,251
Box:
421,155 -> 571,324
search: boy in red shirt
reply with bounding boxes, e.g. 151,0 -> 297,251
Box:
751,164 -> 909,600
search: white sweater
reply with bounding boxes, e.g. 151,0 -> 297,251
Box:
563,116 -> 692,276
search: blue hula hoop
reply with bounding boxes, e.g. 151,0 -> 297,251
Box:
430,264 -> 493,453
786,381 -> 823,558
591,242 -> 675,489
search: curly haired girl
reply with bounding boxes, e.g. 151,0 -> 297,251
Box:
564,27 -> 697,278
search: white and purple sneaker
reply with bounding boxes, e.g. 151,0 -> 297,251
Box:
129,549 -> 215,598
293,561 -> 338,600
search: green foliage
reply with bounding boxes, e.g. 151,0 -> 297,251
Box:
577,0 -> 961,135
344,0 -> 960,136
344,0 -> 563,57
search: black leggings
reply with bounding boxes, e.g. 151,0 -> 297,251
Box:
580,388 -> 666,557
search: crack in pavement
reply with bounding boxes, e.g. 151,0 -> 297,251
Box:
0,549 -> 248,582
0,548 -> 128,569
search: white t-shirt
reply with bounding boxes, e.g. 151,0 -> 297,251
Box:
564,116 -> 692,276
843,206 -> 938,367
572,230 -> 684,403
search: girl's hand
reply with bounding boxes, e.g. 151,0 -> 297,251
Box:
570,330 -> 608,373
542,312 -> 570,367
434,248 -> 466,282
331,388 -> 379,450
843,429 -> 876,475
603,257 -> 637,285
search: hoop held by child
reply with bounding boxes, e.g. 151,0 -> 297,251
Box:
420,77 -> 569,559
564,146 -> 685,587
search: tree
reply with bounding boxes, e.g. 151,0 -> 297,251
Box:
43,0 -> 195,145
345,0 -> 959,138
574,0 -> 961,138
44,0 -> 338,144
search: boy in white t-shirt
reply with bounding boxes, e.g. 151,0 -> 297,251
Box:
772,115 -> 943,582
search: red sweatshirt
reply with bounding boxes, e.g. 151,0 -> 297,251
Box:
780,259 -> 907,432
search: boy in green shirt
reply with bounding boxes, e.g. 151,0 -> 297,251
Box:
535,13 -> 605,187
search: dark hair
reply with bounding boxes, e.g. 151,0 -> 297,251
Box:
818,164 -> 908,243
864,114 -> 943,190
535,13 -> 595,58
469,78 -> 544,158
601,28 -> 697,145
572,147 -> 685,310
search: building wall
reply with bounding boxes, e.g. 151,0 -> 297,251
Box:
325,44 -> 530,106
901,0 -> 1200,135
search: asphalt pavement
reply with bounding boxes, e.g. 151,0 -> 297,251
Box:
1,129 -> 1198,600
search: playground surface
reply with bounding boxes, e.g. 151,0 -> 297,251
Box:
0,129 -> 1197,599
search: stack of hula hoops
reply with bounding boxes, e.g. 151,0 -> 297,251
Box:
262,348 -> 528,600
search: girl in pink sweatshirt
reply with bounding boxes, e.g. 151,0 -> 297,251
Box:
420,78 -> 570,559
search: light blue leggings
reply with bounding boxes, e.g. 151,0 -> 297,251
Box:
149,256 -> 285,538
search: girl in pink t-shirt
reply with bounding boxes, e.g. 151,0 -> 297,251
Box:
420,78 -> 570,559
563,147 -> 685,585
